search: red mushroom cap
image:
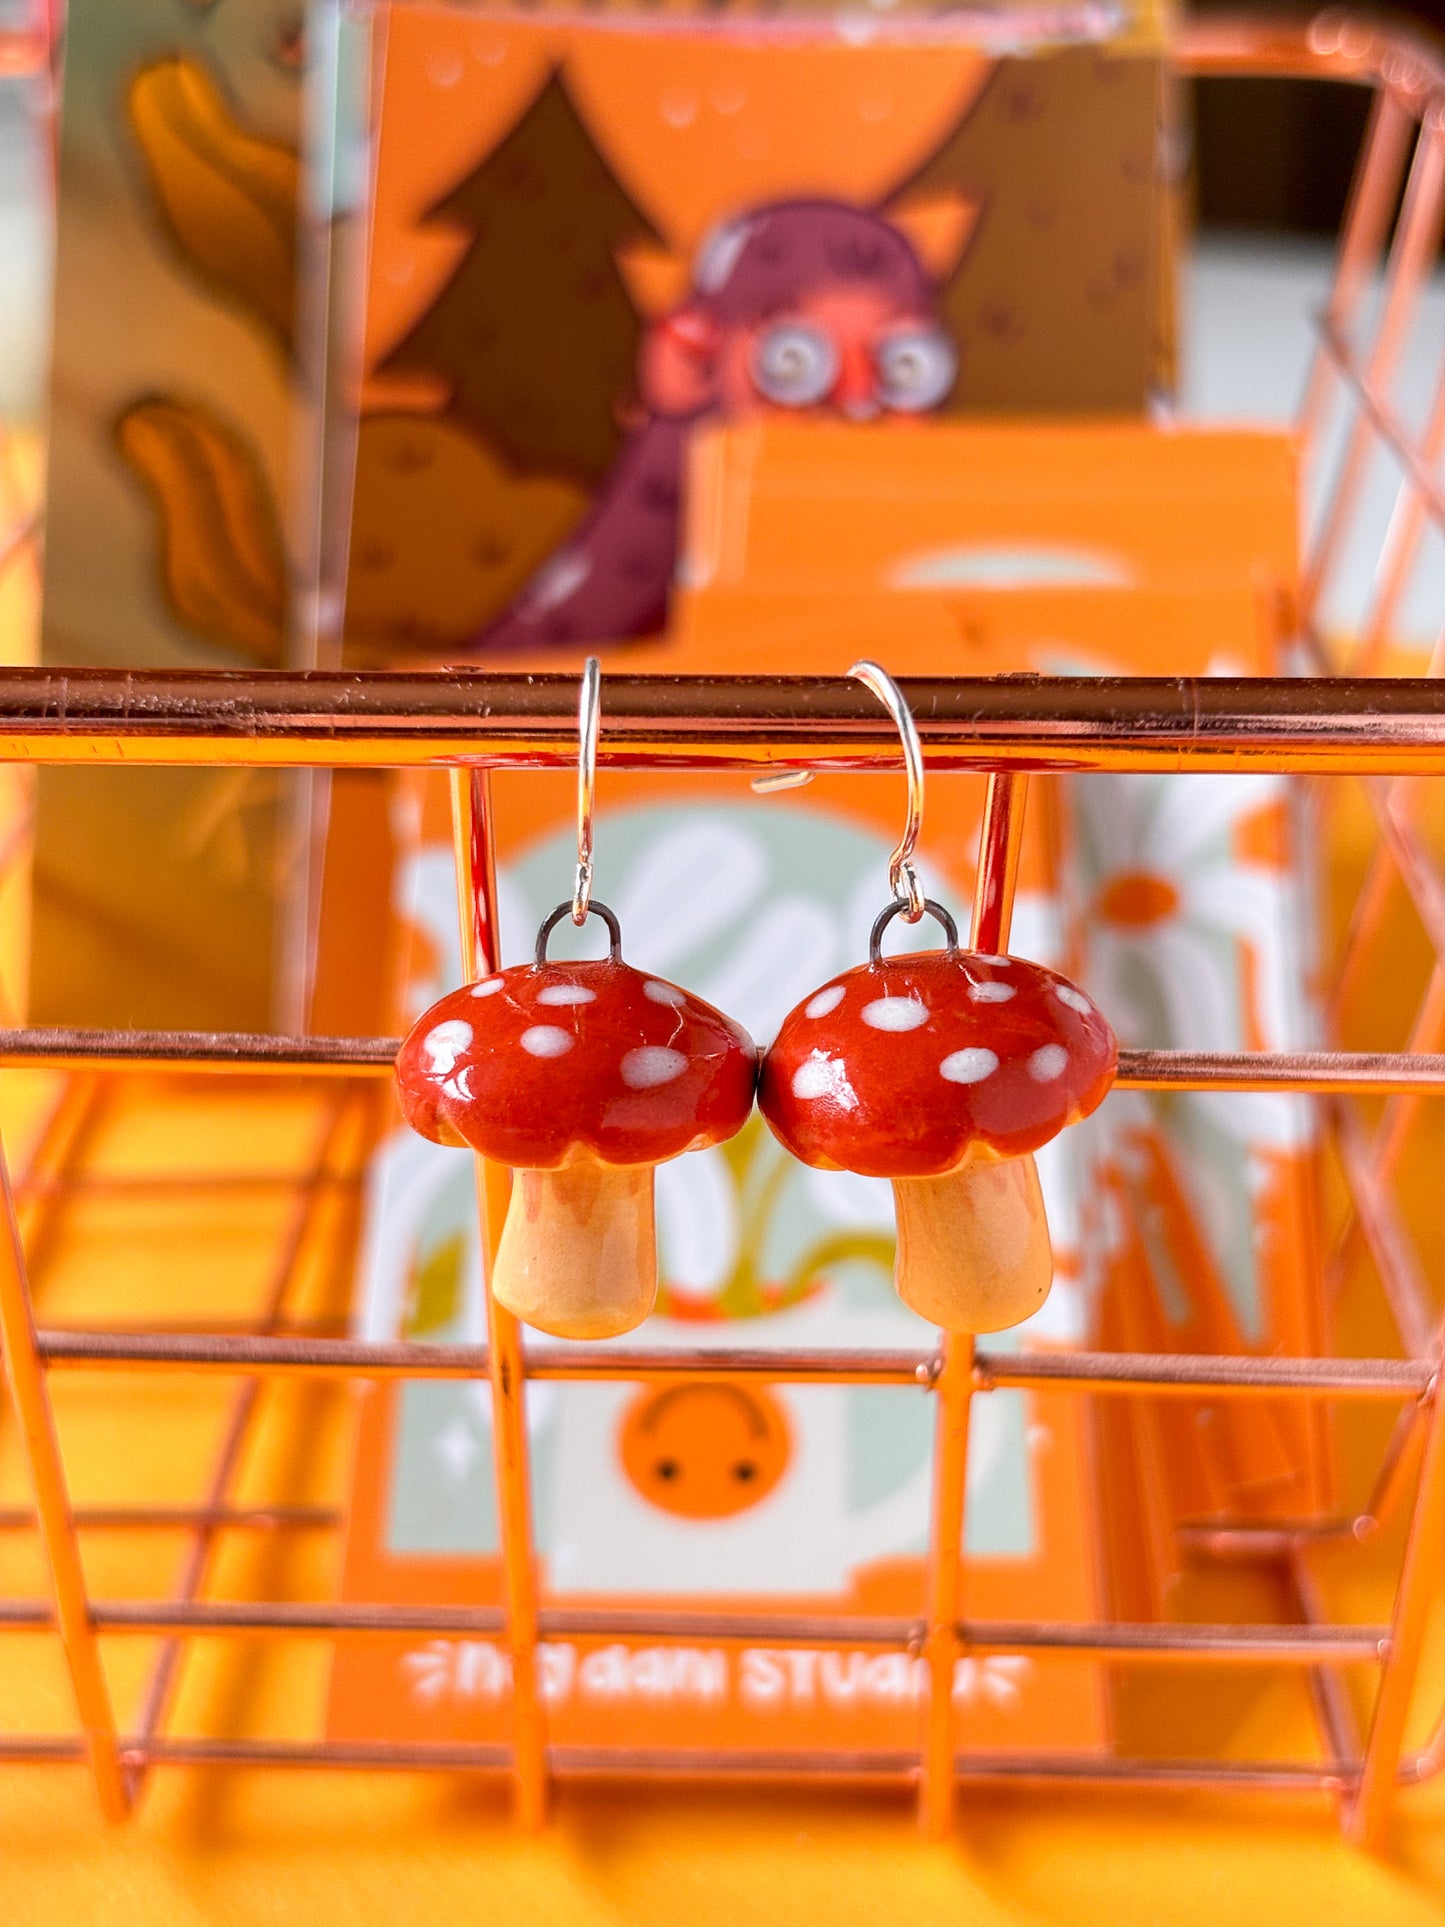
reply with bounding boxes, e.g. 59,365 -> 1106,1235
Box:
759,949 -> 1116,1180
396,959 -> 757,1169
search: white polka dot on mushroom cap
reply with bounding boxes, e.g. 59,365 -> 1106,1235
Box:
621,1045 -> 687,1089
805,984 -> 846,1020
861,996 -> 928,1032
520,1025 -> 574,1058
968,981 -> 1016,1004
1053,984 -> 1093,1016
422,1019 -> 472,1075
469,977 -> 504,998
537,983 -> 595,1006
791,1054 -> 855,1105
1028,1043 -> 1069,1081
643,980 -> 687,1007
940,1047 -> 998,1084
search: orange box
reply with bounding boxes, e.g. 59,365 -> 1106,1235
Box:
326,412 -> 1324,1754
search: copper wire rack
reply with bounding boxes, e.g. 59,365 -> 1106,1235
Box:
1,8 -> 1445,1850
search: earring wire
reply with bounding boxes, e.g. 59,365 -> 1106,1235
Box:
572,656 -> 601,925
849,659 -> 926,922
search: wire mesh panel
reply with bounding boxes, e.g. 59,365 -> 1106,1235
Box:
0,11 -> 1443,1853
0,671 -> 1441,1844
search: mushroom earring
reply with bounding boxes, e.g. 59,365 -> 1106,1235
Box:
394,661 -> 758,1339
757,663 -> 1117,1335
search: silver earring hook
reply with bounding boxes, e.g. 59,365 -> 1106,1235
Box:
849,659 -> 925,922
572,656 -> 601,925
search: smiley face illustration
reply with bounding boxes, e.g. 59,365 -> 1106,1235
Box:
618,1380 -> 792,1520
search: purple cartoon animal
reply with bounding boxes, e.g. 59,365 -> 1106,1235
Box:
475,198 -> 961,652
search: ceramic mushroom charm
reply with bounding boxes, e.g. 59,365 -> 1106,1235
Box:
759,899 -> 1116,1334
396,903 -> 758,1340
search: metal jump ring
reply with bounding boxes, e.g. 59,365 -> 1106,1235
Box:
869,897 -> 959,966
849,659 -> 926,921
536,899 -> 623,965
572,656 -> 601,924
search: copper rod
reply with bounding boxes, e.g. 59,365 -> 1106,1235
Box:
451,765 -> 548,1828
0,1726 -> 1357,1794
128,1738 -> 515,1773
2,671 -> 1445,773
1291,1552 -> 1364,1801
0,1597 -> 1389,1662
1321,773 -> 1445,1339
17,1074 -> 106,1286
497,1745 -> 918,1782
921,769 -> 1027,1838
1332,1097 -> 1435,1361
32,1329 -> 1429,1399
1368,775 -> 1445,967
1317,314 -> 1445,545
1325,823 -> 1396,1028
1350,1368 -> 1445,1845
9,1030 -> 1445,1096
940,1753 -> 1346,1793
976,1350 -> 1428,1399
1336,787 -> 1445,1347
1358,1397 -> 1433,1542
969,766 -> 1027,958
1182,1524 -> 1348,1559
0,1029 -> 394,1075
1117,1048 -> 1445,1094
1303,124 -> 1445,617
0,1503 -> 339,1534
33,1331 -> 932,1383
0,1600 -> 885,1644
0,1738 -> 86,1762
1357,352 -> 1445,671
0,1734 -> 1352,1795
1365,960 -> 1445,1180
0,1122 -> 128,1818
1297,81 -> 1416,450
0,1599 -> 508,1636
961,1619 -> 1385,1663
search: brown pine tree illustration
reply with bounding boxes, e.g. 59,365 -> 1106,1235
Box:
896,46 -> 1166,414
378,72 -> 658,488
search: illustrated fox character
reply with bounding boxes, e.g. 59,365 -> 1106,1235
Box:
475,196 -> 969,653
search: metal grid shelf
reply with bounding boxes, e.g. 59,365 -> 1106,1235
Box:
0,671 -> 1443,1845
0,4 -> 1444,1854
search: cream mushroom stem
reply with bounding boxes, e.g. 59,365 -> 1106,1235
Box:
491,1155 -> 658,1340
890,1151 -> 1052,1335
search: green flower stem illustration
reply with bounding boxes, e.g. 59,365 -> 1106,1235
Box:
665,1115 -> 896,1322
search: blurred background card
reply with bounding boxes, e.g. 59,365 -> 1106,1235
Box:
338,0 -> 1175,663
34,0 -> 320,1029
326,765 -> 1109,1758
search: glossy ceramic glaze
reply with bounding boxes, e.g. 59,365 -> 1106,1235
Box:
759,948 -> 1117,1178
396,958 -> 758,1170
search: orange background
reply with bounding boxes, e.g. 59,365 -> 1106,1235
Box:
364,9 -> 994,385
